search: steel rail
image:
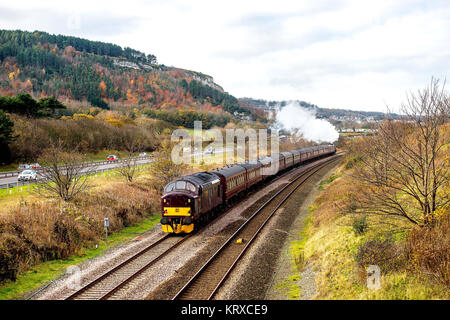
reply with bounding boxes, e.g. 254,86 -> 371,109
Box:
65,233 -> 171,300
98,234 -> 193,300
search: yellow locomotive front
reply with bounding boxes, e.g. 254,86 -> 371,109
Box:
160,180 -> 198,234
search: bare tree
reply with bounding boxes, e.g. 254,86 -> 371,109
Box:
350,78 -> 449,226
123,129 -> 146,154
35,141 -> 96,201
148,141 -> 187,192
116,157 -> 141,182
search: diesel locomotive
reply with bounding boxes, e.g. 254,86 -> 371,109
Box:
161,145 -> 336,234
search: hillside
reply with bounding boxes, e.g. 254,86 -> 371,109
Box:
0,30 -> 254,122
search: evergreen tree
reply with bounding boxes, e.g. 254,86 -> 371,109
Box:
0,110 -> 14,163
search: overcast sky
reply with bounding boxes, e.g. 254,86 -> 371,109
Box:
1,0 -> 449,112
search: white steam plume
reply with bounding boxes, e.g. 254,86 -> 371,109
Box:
275,101 -> 339,143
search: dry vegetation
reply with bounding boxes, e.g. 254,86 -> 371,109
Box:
349,80 -> 449,226
7,111 -> 161,163
299,151 -> 448,299
35,142 -> 95,201
0,176 -> 160,282
297,80 -> 449,299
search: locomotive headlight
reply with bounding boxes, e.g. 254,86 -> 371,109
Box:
163,199 -> 166,203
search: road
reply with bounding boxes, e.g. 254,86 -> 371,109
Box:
0,147 -> 233,188
0,157 -> 153,188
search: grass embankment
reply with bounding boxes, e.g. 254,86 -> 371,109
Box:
0,215 -> 160,300
0,168 -> 161,300
286,162 -> 448,300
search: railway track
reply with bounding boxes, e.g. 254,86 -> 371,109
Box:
172,154 -> 342,300
65,233 -> 191,300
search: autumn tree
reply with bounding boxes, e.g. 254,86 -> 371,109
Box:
350,78 -> 450,227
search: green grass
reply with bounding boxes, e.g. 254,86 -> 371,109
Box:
269,164 -> 449,300
0,214 -> 161,300
318,172 -> 342,191
0,185 -> 33,197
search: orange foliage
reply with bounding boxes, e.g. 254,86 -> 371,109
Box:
99,80 -> 107,96
64,46 -> 76,57
126,89 -> 138,104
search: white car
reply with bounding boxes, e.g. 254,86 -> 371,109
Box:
18,170 -> 37,182
139,152 -> 148,157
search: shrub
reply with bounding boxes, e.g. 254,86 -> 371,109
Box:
0,233 -> 27,281
406,215 -> 450,286
355,238 -> 406,274
351,214 -> 369,235
344,155 -> 363,170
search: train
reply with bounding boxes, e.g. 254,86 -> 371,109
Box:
160,145 -> 336,234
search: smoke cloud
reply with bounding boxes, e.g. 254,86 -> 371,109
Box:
275,101 -> 339,143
